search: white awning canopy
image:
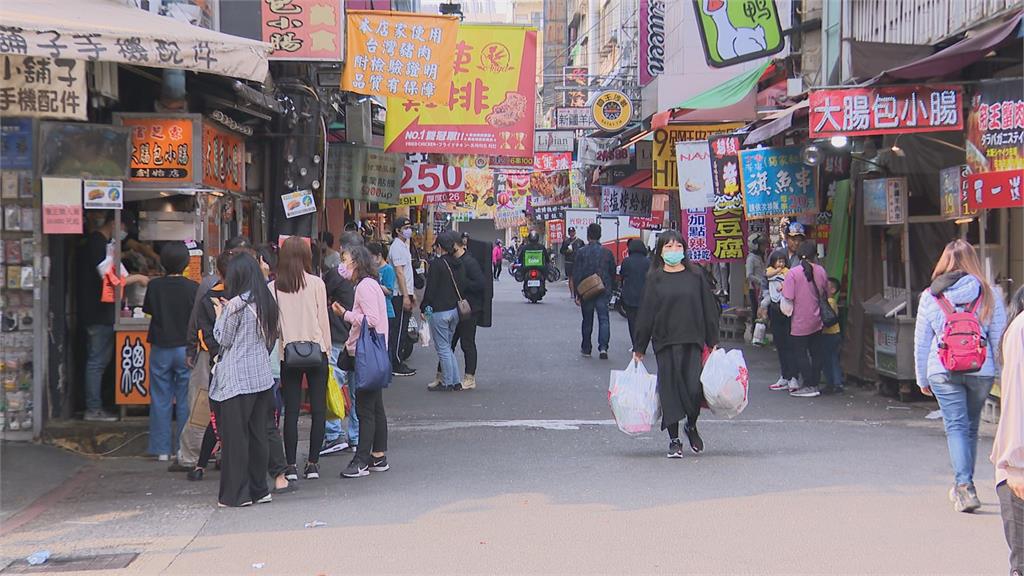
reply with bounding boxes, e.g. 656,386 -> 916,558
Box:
0,0 -> 271,82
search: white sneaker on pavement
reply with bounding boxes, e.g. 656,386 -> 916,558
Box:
787,377 -> 801,391
790,386 -> 821,398
769,377 -> 789,391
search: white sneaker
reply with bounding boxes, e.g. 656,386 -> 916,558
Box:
157,454 -> 169,462
790,386 -> 821,398
769,377 -> 789,391
787,377 -> 801,391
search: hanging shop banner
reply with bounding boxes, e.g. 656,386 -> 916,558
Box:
530,170 -> 571,207
555,107 -> 596,130
639,0 -> 665,86
546,219 -> 566,245
115,331 -> 151,405
652,123 -> 745,189
601,186 -> 652,217
1,117 -> 34,171
534,152 -> 572,172
570,164 -> 596,209
0,55 -> 86,121
579,137 -> 630,167
534,129 -> 575,153
281,189 -> 317,219
681,207 -> 747,263
262,0 -> 344,61
384,24 -> 537,156
533,203 -> 568,222
83,179 -> 123,210
394,163 -> 465,206
325,142 -> 402,204
675,140 -> 714,209
494,173 -> 530,229
693,0 -> 785,69
591,90 -> 632,133
460,167 -> 496,219
863,178 -> 907,226
629,215 -> 662,230
201,121 -> 244,193
709,135 -> 743,211
563,65 -> 588,107
342,10 -> 459,105
809,85 -> 963,138
41,176 -> 82,234
965,78 -> 1024,210
738,145 -> 817,218
495,196 -> 529,229
122,116 -> 195,183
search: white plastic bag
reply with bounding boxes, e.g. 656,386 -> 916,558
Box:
752,320 -> 768,347
419,321 -> 431,347
700,348 -> 749,419
608,359 -> 660,436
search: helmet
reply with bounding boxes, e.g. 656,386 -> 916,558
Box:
528,230 -> 540,243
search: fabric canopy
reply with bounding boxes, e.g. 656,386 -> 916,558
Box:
0,0 -> 271,82
744,100 -> 808,145
872,10 -> 1022,83
674,61 -> 772,110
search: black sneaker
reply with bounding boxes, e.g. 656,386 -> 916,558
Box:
392,364 -> 416,377
450,383 -> 463,391
284,465 -> 298,482
599,350 -> 608,360
341,460 -> 369,478
304,461 -> 320,480
667,439 -> 684,459
319,437 -> 349,456
684,424 -> 704,454
369,456 -> 390,472
187,467 -> 204,481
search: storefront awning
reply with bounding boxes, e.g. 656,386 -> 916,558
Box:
871,10 -> 1022,83
0,0 -> 271,82
653,61 -> 772,128
744,100 -> 809,145
613,170 -> 652,189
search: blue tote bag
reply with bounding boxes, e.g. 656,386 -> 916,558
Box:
354,317 -> 392,392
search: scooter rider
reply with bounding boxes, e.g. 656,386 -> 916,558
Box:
517,230 -> 549,273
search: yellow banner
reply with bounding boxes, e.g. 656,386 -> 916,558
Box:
652,123 -> 745,190
384,24 -> 538,157
341,10 -> 459,106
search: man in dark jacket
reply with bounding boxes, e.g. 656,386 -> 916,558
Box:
560,227 -> 585,297
572,223 -> 617,359
619,239 -> 650,349
321,231 -> 360,455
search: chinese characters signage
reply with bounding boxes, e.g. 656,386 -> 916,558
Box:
0,55 -> 85,120
863,178 -> 906,225
262,0 -> 344,61
809,85 -> 963,138
325,143 -> 402,204
532,203 -> 567,222
965,78 -> 1024,210
546,219 -> 565,245
534,152 -> 571,172
939,166 -> 970,220
343,10 -> 459,105
41,176 -> 81,234
601,186 -> 652,217
682,208 -> 746,263
555,107 -> 595,130
706,134 -> 747,262
693,0 -> 785,68
738,145 -> 817,218
653,123 -> 744,189
202,121 -> 244,193
122,116 -> 194,182
385,24 -> 537,157
579,137 -> 629,167
675,140 -> 714,209
115,331 -> 150,405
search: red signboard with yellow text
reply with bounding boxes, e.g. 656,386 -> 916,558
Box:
385,24 -> 537,158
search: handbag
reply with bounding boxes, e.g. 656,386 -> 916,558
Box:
817,281 -> 839,328
326,368 -> 346,420
353,317 -> 392,392
276,286 -> 326,369
442,258 -> 473,319
576,273 -> 606,301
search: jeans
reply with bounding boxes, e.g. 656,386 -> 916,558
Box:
791,331 -> 824,389
929,373 -> 994,486
280,358 -> 329,465
148,345 -> 191,456
325,345 -> 357,445
493,261 -> 502,280
580,293 -> 611,354
821,332 -> 843,388
430,308 -> 461,386
84,324 -> 115,411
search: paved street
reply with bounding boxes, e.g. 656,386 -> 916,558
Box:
0,278 -> 1009,575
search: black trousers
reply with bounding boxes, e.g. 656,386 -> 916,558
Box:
354,387 -> 387,465
213,388 -> 272,507
998,481 -> 1024,574
791,331 -> 825,389
493,261 -> 502,280
624,305 -> 639,348
438,314 -> 479,376
388,296 -> 412,367
654,343 -> 704,434
280,358 -> 328,465
768,305 -> 798,380
198,389 -> 285,478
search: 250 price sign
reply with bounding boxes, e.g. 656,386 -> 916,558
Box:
399,164 -> 466,206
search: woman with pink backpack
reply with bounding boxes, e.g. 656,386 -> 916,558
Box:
914,239 -> 1007,514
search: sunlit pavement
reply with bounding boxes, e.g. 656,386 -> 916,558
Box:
0,278 -> 1007,574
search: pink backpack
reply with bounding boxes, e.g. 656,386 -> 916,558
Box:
935,294 -> 987,373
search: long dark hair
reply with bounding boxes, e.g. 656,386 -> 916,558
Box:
1002,285 -> 1024,363
225,252 -> 279,348
276,236 -> 312,293
797,240 -> 818,283
344,244 -> 379,283
650,229 -> 691,272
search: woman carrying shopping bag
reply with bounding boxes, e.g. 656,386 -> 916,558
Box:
633,230 -> 721,458
209,253 -> 279,507
333,245 -> 391,479
271,237 -> 332,481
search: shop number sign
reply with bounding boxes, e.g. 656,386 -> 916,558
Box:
115,331 -> 150,405
399,163 -> 465,205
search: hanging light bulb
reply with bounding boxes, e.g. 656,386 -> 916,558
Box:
299,167 -> 308,176
285,178 -> 294,189
313,154 -> 322,164
286,154 -> 295,164
311,180 -> 321,190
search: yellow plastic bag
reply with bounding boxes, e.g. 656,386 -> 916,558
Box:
326,369 -> 346,421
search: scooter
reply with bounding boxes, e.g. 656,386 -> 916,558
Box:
521,248 -> 547,303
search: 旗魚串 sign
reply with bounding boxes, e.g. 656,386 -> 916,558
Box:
83,179 -> 123,210
738,145 -> 817,218
385,24 -> 537,157
201,121 -> 244,193
396,163 -> 465,206
555,107 -> 596,130
693,0 -> 785,69
343,10 -> 459,105
262,0 -> 344,61
591,90 -> 632,133
0,55 -> 86,121
578,137 -> 629,167
281,189 -> 316,219
122,116 -> 194,182
675,140 -> 714,209
965,78 -> 1024,210
653,123 -> 744,189
809,85 -> 963,138
601,186 -> 652,217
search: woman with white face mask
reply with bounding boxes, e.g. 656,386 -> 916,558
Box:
632,230 -> 721,458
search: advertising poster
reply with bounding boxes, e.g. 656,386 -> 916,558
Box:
325,143 -> 402,204
546,219 -> 566,245
707,134 -> 746,262
652,123 -> 744,189
343,10 -> 459,105
385,24 -> 537,157
693,0 -> 785,68
494,172 -> 530,230
675,140 -> 714,209
579,137 -> 630,167
122,116 -> 194,182
530,170 -> 570,207
809,85 -> 963,138
262,0 -> 344,60
534,152 -> 572,172
601,186 -> 652,218
0,55 -> 86,121
681,208 -> 747,263
393,163 -> 465,206
41,176 -> 82,234
281,189 -> 317,219
461,167 -> 496,219
965,78 -> 1024,210
1,117 -> 34,171
83,179 -> 123,210
738,145 -> 817,218
201,121 -> 245,193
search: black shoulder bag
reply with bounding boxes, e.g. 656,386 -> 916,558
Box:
276,285 -> 326,369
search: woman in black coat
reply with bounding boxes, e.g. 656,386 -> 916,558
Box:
618,239 -> 650,349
